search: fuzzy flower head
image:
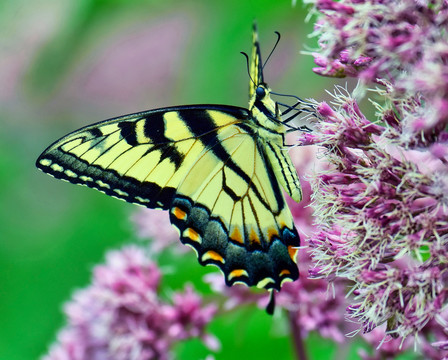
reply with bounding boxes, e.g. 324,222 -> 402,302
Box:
299,84 -> 448,355
42,246 -> 218,360
310,0 -> 448,137
131,209 -> 184,254
303,2 -> 448,354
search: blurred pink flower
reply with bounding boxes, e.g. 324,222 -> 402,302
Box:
131,209 -> 185,254
204,246 -> 347,344
63,15 -> 193,115
42,246 -> 218,360
276,254 -> 347,344
358,326 -> 415,360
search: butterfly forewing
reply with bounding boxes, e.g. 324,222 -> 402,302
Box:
36,105 -> 248,210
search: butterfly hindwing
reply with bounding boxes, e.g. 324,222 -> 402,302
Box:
169,124 -> 299,289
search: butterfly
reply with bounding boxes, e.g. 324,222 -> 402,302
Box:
36,23 -> 311,296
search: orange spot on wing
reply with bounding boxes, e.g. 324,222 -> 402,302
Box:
230,227 -> 244,244
172,207 -> 187,220
279,269 -> 291,276
202,250 -> 225,264
249,228 -> 260,245
229,269 -> 248,280
288,245 -> 299,263
185,228 -> 201,243
267,228 -> 279,242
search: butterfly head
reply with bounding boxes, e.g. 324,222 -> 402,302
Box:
253,83 -> 275,111
255,85 -> 266,98
249,83 -> 286,137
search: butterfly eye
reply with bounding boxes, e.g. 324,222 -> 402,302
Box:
256,86 -> 266,98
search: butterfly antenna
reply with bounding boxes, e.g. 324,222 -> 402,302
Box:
271,91 -> 317,114
270,91 -> 307,103
262,31 -> 281,71
241,51 -> 255,87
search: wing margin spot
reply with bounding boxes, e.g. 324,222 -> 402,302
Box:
172,206 -> 187,220
202,250 -> 225,264
96,180 -> 110,189
288,245 -> 299,263
114,189 -> 129,197
183,228 -> 202,244
256,277 -> 275,289
279,269 -> 291,276
228,269 -> 249,281
39,158 -> 52,167
51,163 -> 64,172
80,175 -> 93,182
65,170 -> 78,178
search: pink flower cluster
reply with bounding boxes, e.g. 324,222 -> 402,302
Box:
302,0 -> 448,357
312,0 -> 448,136
131,209 -> 184,254
42,246 -> 218,360
301,88 -> 448,357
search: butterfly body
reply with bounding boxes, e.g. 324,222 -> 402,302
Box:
37,25 -> 303,291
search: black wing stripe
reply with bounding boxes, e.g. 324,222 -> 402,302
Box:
89,127 -> 103,138
256,142 -> 286,210
37,150 -> 176,209
180,110 -> 285,214
143,112 -> 169,143
266,142 -> 293,197
118,121 -> 138,146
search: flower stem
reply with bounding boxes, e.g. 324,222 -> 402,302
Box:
289,311 -> 308,360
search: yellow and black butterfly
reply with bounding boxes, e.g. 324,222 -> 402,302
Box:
36,24 -> 310,294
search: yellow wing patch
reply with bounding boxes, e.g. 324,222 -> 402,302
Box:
36,106 -> 248,210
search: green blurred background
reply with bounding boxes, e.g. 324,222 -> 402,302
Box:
0,0 -> 361,359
